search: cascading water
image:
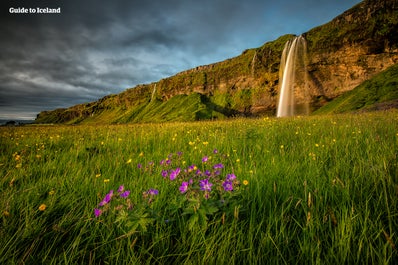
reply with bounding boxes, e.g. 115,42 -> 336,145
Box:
251,51 -> 257,77
151,84 -> 157,102
277,35 -> 308,117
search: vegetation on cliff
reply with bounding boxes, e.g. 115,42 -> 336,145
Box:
306,0 -> 398,53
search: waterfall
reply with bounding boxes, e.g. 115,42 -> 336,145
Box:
151,84 -> 157,102
277,35 -> 308,117
251,51 -> 257,77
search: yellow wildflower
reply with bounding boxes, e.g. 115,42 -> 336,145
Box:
38,204 -> 47,211
126,159 -> 132,164
48,190 -> 55,196
95,173 -> 101,178
103,179 -> 110,183
243,180 -> 249,186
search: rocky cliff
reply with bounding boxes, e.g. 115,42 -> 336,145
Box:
36,0 -> 398,124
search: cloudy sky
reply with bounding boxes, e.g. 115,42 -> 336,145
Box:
1,0 -> 362,120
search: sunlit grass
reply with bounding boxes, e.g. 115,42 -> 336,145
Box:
1,111 -> 397,264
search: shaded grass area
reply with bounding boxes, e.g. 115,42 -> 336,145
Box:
1,112 -> 398,264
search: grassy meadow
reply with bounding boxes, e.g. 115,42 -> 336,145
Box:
1,111 -> 398,264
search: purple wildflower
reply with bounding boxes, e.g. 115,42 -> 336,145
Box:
137,163 -> 142,169
161,170 -> 168,178
213,149 -> 218,154
226,173 -> 236,181
202,156 -> 208,163
204,170 -> 211,177
147,189 -> 159,196
222,181 -> 233,191
99,190 -> 113,206
199,179 -> 213,191
179,182 -> 189,193
120,190 -> 131,198
213,163 -> 224,169
169,168 -> 181,180
94,208 -> 102,218
117,185 -> 124,193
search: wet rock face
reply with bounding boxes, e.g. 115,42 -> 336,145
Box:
307,45 -> 398,101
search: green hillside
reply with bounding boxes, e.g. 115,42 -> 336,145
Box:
314,64 -> 398,115
39,93 -> 235,125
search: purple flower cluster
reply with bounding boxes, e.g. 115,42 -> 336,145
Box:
161,151 -> 239,199
92,149 -> 244,225
94,185 -> 131,217
94,185 -> 160,218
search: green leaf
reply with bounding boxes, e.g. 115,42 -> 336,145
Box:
187,213 -> 199,231
202,204 -> 219,215
115,210 -> 129,225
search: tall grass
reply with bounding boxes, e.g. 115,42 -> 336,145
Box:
1,111 -> 397,264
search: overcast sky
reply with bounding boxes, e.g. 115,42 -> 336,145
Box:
1,0 -> 362,120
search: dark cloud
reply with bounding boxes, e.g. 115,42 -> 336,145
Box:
0,0 -> 362,120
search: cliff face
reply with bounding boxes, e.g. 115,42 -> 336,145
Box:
36,0 -> 398,124
305,0 -> 398,107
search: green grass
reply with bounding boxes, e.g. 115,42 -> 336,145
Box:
1,112 -> 398,264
